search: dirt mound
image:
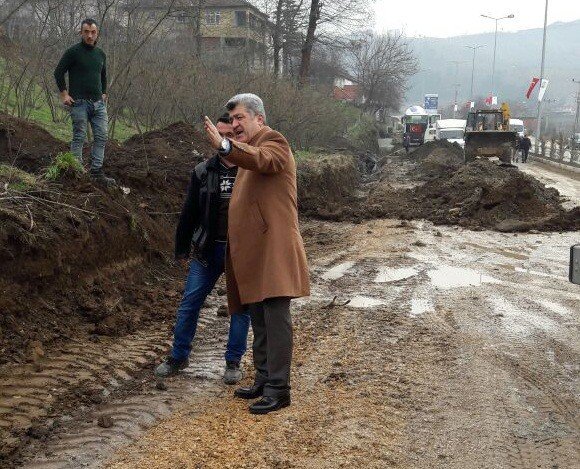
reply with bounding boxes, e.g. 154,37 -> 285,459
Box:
0,112 -> 67,171
419,141 -> 464,175
0,120 -> 214,369
106,122 -> 212,214
297,153 -> 360,220
368,158 -> 579,232
412,140 -> 462,161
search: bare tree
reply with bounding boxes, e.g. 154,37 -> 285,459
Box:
298,0 -> 370,86
0,0 -> 31,27
347,31 -> 418,112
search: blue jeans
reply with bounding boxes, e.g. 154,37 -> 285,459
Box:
70,99 -> 108,171
171,242 -> 250,363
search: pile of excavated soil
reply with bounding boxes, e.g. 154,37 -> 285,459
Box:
368,145 -> 580,232
0,170 -> 174,365
297,153 -> 360,220
0,114 -> 366,370
0,113 -> 67,171
417,140 -> 465,176
106,122 -> 212,214
0,117 -> 214,368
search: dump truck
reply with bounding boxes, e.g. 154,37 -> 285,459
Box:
464,108 -> 518,164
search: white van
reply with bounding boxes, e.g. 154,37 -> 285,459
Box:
509,119 -> 525,138
435,119 -> 466,148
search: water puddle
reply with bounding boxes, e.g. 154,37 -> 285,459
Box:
375,266 -> 418,283
347,295 -> 387,308
410,298 -> 433,317
427,266 -> 498,289
322,261 -> 356,280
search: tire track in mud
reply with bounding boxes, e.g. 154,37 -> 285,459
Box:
1,297 -> 230,467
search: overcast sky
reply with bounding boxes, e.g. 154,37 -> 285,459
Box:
374,0 -> 580,37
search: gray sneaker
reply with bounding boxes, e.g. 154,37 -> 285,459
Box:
223,361 -> 243,384
154,356 -> 189,378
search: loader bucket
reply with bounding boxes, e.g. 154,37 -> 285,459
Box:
464,131 -> 517,164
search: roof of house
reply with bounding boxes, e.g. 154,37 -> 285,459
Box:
333,85 -> 360,102
134,0 -> 270,20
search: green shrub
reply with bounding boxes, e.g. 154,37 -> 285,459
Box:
45,152 -> 84,180
345,115 -> 380,153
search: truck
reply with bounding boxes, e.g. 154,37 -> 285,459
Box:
435,119 -> 467,148
401,106 -> 441,147
509,118 -> 525,138
464,108 -> 518,164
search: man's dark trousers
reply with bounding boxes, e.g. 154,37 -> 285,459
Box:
249,297 -> 292,396
522,148 -> 529,163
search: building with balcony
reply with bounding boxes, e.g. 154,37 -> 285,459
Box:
132,0 -> 272,68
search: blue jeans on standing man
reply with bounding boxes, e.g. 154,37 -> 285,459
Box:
70,99 -> 108,171
171,242 -> 250,364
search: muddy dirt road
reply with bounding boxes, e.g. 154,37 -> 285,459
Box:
2,150 -> 578,468
518,160 -> 580,209
13,209 -> 578,468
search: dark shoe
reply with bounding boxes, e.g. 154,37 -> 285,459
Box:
249,395 -> 291,415
90,168 -> 116,187
223,361 -> 243,385
154,356 -> 189,378
234,383 -> 264,399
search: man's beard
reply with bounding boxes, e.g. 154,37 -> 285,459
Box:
82,38 -> 98,47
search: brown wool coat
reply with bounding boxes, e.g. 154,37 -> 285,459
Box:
224,126 -> 310,313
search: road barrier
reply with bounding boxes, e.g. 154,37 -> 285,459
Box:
531,140 -> 580,172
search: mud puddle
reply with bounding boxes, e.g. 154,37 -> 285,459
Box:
347,295 -> 388,308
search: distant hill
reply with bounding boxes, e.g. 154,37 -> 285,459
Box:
406,20 -> 580,111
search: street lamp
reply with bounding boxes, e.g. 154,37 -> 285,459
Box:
536,1 -> 549,140
573,79 -> 580,144
481,13 -> 515,101
450,60 -> 468,118
465,45 -> 485,102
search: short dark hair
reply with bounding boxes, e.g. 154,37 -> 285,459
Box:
81,18 -> 98,29
217,113 -> 232,124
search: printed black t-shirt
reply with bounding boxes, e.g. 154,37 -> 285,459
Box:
215,162 -> 238,241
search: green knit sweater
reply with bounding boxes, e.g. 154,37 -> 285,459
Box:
54,42 -> 107,101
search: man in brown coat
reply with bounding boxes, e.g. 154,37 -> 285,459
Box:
204,93 -> 310,414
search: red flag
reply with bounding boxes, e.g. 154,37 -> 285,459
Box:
526,77 -> 540,99
485,95 -> 493,105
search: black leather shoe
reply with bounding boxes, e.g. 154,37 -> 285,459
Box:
249,395 -> 291,415
234,383 -> 264,399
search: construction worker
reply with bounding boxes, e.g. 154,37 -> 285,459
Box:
403,133 -> 411,154
520,134 -> 532,163
54,18 -> 115,186
154,114 -> 250,384
501,102 -> 511,128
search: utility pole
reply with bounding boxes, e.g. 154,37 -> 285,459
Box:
450,61 -> 467,118
535,0 -> 549,140
573,79 -> 580,143
481,13 -> 515,101
465,45 -> 485,102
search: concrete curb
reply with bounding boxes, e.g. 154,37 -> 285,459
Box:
529,154 -> 580,174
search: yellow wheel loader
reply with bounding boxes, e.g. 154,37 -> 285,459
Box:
464,106 -> 518,165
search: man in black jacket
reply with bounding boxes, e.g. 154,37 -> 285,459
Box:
155,115 -> 250,384
520,134 -> 532,163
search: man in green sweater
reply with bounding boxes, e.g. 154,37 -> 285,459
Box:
54,18 -> 115,186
